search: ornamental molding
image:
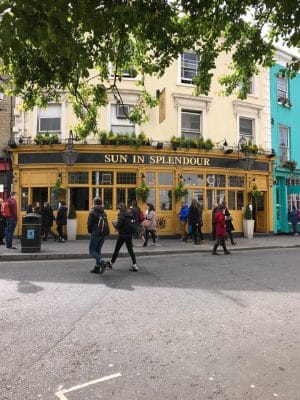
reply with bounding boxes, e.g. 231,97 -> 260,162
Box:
172,93 -> 213,111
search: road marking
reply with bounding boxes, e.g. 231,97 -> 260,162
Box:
55,372 -> 122,399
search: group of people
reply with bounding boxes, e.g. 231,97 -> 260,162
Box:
87,199 -> 158,274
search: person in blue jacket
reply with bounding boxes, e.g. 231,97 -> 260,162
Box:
178,201 -> 189,241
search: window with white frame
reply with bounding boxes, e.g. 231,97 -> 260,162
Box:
38,104 -> 61,133
239,117 -> 254,140
110,103 -> 135,134
239,77 -> 255,95
278,125 -> 289,164
277,76 -> 288,101
181,110 -> 201,139
181,52 -> 199,84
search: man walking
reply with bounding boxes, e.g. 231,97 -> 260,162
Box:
87,197 -> 110,274
5,192 -> 18,249
41,202 -> 57,241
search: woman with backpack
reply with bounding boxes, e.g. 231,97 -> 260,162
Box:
108,202 -> 138,272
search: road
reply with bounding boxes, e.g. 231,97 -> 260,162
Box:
1,249 -> 300,400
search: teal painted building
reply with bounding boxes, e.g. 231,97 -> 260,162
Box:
270,50 -> 300,233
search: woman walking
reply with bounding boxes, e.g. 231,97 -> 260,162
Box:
212,204 -> 231,255
142,203 -> 157,247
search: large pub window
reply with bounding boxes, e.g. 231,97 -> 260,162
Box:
68,172 -> 89,211
183,173 -> 203,205
145,172 -> 156,208
158,172 -> 173,211
92,171 -> 114,209
116,172 -> 137,208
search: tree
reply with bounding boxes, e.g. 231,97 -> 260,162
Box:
0,1 -> 299,138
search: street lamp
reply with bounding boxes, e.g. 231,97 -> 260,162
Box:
61,130 -> 79,166
237,137 -> 255,170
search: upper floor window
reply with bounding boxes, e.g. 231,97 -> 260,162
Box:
181,52 -> 199,84
181,110 -> 201,139
239,77 -> 255,95
239,117 -> 254,140
277,76 -> 288,101
110,103 -> 135,134
278,125 -> 289,164
38,104 -> 61,133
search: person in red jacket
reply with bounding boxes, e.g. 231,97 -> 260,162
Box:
212,204 -> 231,255
5,192 -> 18,249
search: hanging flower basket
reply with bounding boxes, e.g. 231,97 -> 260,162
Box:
174,180 -> 188,202
135,180 -> 150,202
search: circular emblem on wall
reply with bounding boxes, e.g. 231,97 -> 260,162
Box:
156,217 -> 166,230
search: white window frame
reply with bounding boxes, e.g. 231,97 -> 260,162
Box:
239,117 -> 255,141
37,104 -> 62,134
233,101 -> 263,146
278,125 -> 289,164
178,52 -> 199,85
277,76 -> 288,101
181,110 -> 202,139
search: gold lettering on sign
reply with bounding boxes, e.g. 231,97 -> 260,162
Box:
133,155 -> 145,164
150,155 -> 156,163
105,154 -> 111,162
104,153 -> 210,166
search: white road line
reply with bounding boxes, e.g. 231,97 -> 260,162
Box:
55,372 -> 122,399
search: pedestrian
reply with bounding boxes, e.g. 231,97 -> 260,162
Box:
178,201 -> 189,241
41,202 -> 58,241
142,203 -> 157,247
290,206 -> 298,236
26,204 -> 34,213
223,202 -> 237,245
0,198 -> 6,245
212,204 -> 231,255
5,191 -> 18,249
56,201 -> 68,242
211,203 -> 218,241
130,199 -> 143,240
197,202 -> 204,242
188,198 -> 201,245
108,202 -> 138,272
88,197 -> 110,274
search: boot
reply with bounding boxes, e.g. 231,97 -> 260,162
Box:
90,265 -> 100,274
212,243 -> 219,255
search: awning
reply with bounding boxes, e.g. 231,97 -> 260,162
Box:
0,161 -> 11,172
287,185 -> 300,194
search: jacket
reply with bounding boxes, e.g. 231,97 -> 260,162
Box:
41,206 -> 55,228
87,205 -> 106,234
215,210 -> 227,237
290,209 -> 298,223
188,205 -> 200,226
178,205 -> 189,222
7,197 -> 18,221
56,205 -> 68,226
145,209 -> 156,230
114,210 -> 135,236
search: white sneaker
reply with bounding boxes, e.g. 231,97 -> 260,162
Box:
129,265 -> 138,272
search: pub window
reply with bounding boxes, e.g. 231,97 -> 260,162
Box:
92,188 -> 113,210
68,172 -> 89,184
158,172 -> 173,186
228,190 -> 244,210
92,171 -> 113,185
117,172 -> 136,185
159,189 -> 172,211
206,174 -> 226,187
206,189 -> 225,210
147,188 -> 156,208
183,174 -> 203,186
117,188 -> 136,207
21,187 -> 28,211
228,176 -> 245,187
145,172 -> 155,186
187,189 -> 203,206
69,188 -> 89,210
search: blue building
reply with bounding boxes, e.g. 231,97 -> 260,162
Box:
270,49 -> 300,233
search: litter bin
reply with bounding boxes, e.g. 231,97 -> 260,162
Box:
21,213 -> 41,253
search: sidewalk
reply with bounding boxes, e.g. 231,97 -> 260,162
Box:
1,234 -> 300,262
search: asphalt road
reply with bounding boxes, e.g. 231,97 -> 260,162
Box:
1,249 -> 300,400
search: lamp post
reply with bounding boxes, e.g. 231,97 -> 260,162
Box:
61,130 -> 79,166
237,137 -> 255,170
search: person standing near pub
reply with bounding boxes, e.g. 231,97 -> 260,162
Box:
212,204 -> 231,256
5,192 -> 18,249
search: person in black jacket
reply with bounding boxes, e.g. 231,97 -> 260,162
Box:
56,201 -> 68,242
87,197 -> 110,274
108,202 -> 138,272
188,198 -> 201,245
222,202 -> 237,245
41,202 -> 58,241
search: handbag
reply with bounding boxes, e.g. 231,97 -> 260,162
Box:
142,219 -> 151,229
226,215 -> 233,221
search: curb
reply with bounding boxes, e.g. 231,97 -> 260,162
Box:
1,244 -> 300,262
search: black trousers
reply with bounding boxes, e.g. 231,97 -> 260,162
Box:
212,235 -> 229,253
145,229 -> 156,244
111,235 -> 136,265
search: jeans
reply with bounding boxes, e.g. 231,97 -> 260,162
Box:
5,219 -> 17,248
89,234 -> 105,265
111,235 -> 136,265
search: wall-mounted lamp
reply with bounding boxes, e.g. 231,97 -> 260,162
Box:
178,174 -> 183,180
156,142 -> 164,150
61,130 -> 79,166
156,89 -> 161,99
267,149 -> 276,158
237,136 -> 255,170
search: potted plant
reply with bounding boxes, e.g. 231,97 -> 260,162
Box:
170,135 -> 180,150
282,160 -> 297,172
67,204 -> 78,240
135,179 -> 150,203
51,179 -> 66,199
243,204 -> 255,238
174,180 -> 188,202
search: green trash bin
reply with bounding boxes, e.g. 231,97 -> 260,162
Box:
21,213 -> 41,253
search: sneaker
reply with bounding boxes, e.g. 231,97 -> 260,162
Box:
106,261 -> 113,270
224,251 -> 231,255
129,265 -> 138,272
212,252 -> 220,255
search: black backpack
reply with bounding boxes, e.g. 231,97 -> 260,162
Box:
95,213 -> 110,236
123,214 -> 137,234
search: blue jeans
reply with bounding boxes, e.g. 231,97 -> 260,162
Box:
6,219 -> 17,248
89,234 -> 105,265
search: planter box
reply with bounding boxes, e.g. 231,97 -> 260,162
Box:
67,219 -> 78,240
243,219 -> 255,239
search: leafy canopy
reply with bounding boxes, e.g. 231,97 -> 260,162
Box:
0,0 -> 299,138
